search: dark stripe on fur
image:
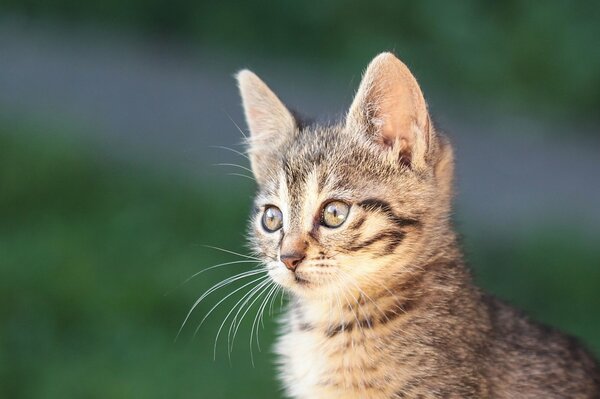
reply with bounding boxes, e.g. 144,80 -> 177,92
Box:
294,302 -> 314,331
349,215 -> 367,230
378,297 -> 420,325
326,322 -> 353,337
298,322 -> 314,331
323,298 -> 419,337
345,229 -> 405,252
357,198 -> 420,228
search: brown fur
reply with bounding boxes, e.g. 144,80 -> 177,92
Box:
236,53 -> 600,398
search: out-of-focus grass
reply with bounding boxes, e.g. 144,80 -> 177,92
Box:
0,122 -> 598,398
0,123 -> 282,399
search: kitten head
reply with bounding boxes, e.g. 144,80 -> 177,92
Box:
237,53 -> 455,300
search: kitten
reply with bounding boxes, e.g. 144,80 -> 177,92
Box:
235,53 -> 600,398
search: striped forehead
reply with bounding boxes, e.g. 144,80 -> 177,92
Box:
280,164 -> 323,232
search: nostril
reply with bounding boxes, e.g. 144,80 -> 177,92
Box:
281,253 -> 305,272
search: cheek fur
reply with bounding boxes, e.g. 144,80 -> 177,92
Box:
252,225 -> 282,261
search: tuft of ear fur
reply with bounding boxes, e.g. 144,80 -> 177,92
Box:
236,70 -> 297,185
346,52 -> 433,170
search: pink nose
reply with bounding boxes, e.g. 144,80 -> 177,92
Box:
281,253 -> 305,272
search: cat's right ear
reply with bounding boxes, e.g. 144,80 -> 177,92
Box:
236,70 -> 296,185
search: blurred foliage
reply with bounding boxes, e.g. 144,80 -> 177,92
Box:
0,123 -> 598,398
2,1 -> 600,120
0,123 -> 281,398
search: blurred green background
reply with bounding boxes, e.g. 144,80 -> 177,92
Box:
1,2 -> 599,398
3,0 -> 600,119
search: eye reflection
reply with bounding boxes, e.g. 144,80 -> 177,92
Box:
262,206 -> 283,232
322,201 -> 350,228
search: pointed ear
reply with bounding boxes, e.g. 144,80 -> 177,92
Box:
236,70 -> 296,185
346,53 -> 432,169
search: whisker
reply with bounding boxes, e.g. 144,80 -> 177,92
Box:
209,277 -> 273,360
249,282 -> 277,364
336,275 -> 364,338
220,279 -> 273,363
176,268 -> 265,341
214,163 -> 254,174
196,274 -> 269,334
253,283 -> 278,351
195,269 -> 265,306
226,112 -> 248,140
279,287 -> 285,311
268,286 -> 282,317
327,286 -> 334,331
209,145 -> 250,160
337,270 -> 412,334
332,276 -> 346,335
227,172 -> 255,181
227,278 -> 273,355
339,269 -> 384,303
338,269 -> 384,323
202,245 -> 261,261
165,259 -> 260,296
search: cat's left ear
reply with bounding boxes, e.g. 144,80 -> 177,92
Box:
346,52 -> 433,170
236,70 -> 297,185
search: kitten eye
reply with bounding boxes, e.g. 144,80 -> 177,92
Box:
262,206 -> 283,232
322,201 -> 350,228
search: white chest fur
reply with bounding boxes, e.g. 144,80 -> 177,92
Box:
275,305 -> 400,399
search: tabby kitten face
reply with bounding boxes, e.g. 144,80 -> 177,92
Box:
238,53 -> 454,301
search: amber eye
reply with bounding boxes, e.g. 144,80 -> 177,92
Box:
262,206 -> 283,232
322,201 -> 350,228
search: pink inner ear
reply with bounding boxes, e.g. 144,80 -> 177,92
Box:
348,53 -> 429,152
380,95 -> 416,147
377,71 -> 426,148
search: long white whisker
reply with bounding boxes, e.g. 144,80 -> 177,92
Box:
166,260 -> 260,296
268,286 -> 282,317
219,278 -> 272,364
226,112 -> 248,140
194,269 -> 264,306
227,277 -> 273,355
196,274 -> 269,336
248,282 -> 275,365
227,172 -> 255,181
214,163 -> 254,174
209,145 -> 250,160
176,268 -> 265,341
202,245 -> 260,260
253,284 -> 278,351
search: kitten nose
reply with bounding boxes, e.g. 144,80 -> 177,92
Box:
281,253 -> 305,272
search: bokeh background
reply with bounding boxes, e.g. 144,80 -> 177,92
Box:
1,2 -> 599,398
